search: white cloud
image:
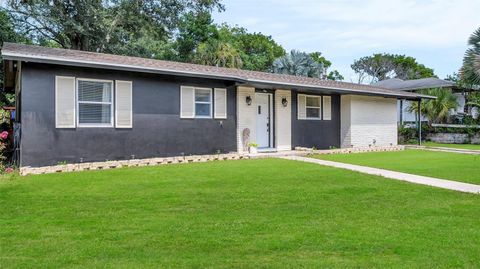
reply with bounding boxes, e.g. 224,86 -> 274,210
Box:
213,0 -> 480,80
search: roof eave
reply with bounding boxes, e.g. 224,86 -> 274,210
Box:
3,51 -> 433,100
1,52 -> 248,84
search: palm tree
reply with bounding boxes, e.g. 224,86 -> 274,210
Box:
272,50 -> 325,78
467,92 -> 480,108
194,40 -> 243,68
408,88 -> 458,124
462,27 -> 480,85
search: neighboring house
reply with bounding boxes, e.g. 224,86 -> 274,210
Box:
1,43 -> 430,167
373,78 -> 477,124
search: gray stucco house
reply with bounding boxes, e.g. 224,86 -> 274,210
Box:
1,43 -> 430,167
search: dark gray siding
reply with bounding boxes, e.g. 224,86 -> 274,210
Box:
291,92 -> 341,149
20,63 -> 237,167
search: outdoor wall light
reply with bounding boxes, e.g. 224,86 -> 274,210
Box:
246,96 -> 252,106
281,97 -> 288,107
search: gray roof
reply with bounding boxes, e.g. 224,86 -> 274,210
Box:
373,77 -> 459,91
1,42 -> 432,100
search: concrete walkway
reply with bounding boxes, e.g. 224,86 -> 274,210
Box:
406,145 -> 480,155
280,156 -> 480,194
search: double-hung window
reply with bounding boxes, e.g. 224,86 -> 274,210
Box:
77,79 -> 114,127
194,88 -> 212,118
305,96 -> 321,119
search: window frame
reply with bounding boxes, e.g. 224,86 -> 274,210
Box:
76,78 -> 114,128
194,87 -> 213,119
305,95 -> 322,120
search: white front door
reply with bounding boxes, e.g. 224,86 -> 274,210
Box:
255,93 -> 272,148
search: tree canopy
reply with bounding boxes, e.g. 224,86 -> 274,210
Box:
3,0 -> 348,82
351,53 -> 435,83
7,0 -> 224,56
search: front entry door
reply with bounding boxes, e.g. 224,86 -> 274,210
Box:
255,93 -> 272,148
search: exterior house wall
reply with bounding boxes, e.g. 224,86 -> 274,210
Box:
274,89 -> 292,151
291,92 -> 341,149
20,63 -> 237,167
341,95 -> 397,147
236,86 -> 256,153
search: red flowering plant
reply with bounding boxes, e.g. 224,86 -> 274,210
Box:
0,107 -> 12,173
0,130 -> 8,171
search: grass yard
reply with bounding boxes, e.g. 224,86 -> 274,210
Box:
2,158 -> 480,268
314,149 -> 480,184
423,141 -> 480,151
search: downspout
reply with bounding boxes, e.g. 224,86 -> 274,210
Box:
399,99 -> 403,125
417,99 -> 422,146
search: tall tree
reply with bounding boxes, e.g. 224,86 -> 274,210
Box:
217,25 -> 284,72
310,51 -> 344,81
7,0 -> 223,56
174,11 -> 218,62
272,50 -> 324,78
462,27 -> 480,85
351,53 -> 435,83
327,70 -> 344,81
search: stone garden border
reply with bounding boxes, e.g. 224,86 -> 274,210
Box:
19,145 -> 405,176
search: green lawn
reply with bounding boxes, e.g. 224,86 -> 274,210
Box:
423,141 -> 480,151
314,149 -> 480,184
2,159 -> 480,268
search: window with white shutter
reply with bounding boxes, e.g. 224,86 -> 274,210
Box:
55,76 -> 76,128
115,80 -> 133,128
77,79 -> 113,127
298,94 -> 324,120
181,86 -> 214,118
214,88 -> 227,119
323,96 -> 332,120
180,86 -> 195,118
297,94 -> 306,120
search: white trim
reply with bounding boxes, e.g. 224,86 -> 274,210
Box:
214,88 -> 227,119
55,76 -> 76,128
76,78 -> 114,128
115,80 -> 133,128
269,93 -> 274,148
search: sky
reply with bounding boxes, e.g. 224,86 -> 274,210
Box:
212,0 -> 480,83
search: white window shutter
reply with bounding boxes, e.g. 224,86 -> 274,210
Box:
297,94 -> 306,119
214,88 -> 227,119
55,76 -> 76,128
115,80 -> 133,128
323,96 -> 331,120
180,86 -> 195,118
